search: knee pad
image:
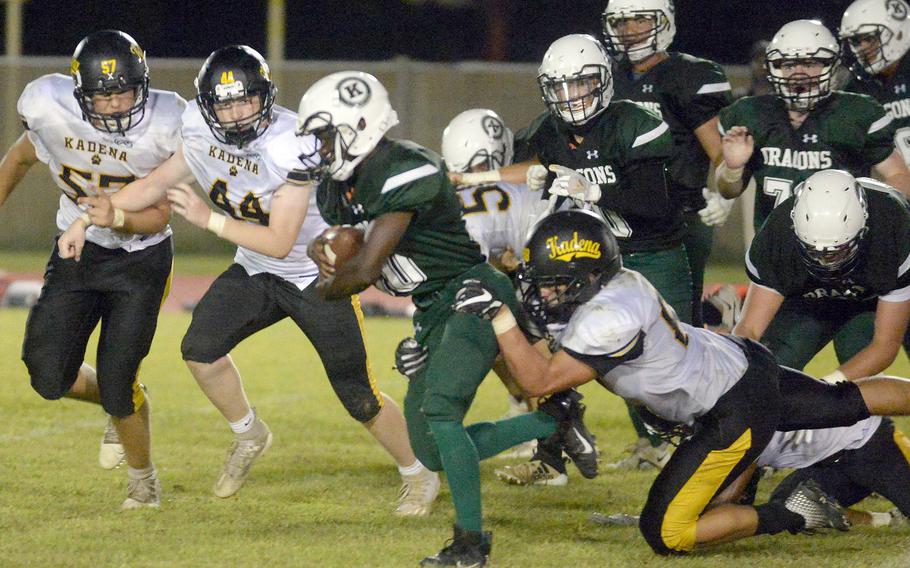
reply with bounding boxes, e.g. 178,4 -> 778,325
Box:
639,503 -> 694,556
341,391 -> 382,423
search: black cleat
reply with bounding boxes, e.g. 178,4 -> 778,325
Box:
784,480 -> 850,532
420,525 -> 492,567
538,390 -> 599,479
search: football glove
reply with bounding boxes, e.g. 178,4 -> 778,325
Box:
548,165 -> 601,203
698,187 -> 735,227
394,337 -> 428,380
526,164 -> 549,192
452,279 -> 503,320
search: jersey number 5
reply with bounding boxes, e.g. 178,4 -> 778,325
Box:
59,164 -> 135,202
209,179 -> 270,226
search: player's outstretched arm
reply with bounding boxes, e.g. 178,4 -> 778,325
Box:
874,150 -> 910,199
732,283 -> 784,341
836,299 -> 910,380
169,181 -> 311,259
316,211 -> 412,300
0,133 -> 39,209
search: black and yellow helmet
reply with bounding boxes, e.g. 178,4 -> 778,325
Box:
517,209 -> 622,327
195,45 -> 276,148
71,30 -> 150,135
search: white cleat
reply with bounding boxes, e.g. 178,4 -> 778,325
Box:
604,438 -> 672,471
99,416 -> 126,470
121,474 -> 162,511
495,460 -> 568,487
213,419 -> 273,498
395,468 -> 441,517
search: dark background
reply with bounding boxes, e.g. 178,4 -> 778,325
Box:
0,0 -> 857,64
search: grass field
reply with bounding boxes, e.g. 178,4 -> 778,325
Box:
2,255 -> 910,567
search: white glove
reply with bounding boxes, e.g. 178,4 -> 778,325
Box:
526,164 -> 548,192
698,188 -> 735,227
784,429 -> 814,446
548,165 -> 601,203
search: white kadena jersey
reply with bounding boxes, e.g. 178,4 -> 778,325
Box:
457,182 -> 550,259
757,416 -> 883,470
181,101 -> 326,287
559,269 -> 748,425
17,74 -> 182,251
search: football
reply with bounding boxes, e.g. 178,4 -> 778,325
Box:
321,225 -> 364,267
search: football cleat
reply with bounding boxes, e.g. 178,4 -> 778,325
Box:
538,390 -> 599,478
213,418 -> 273,498
604,438 -> 672,471
496,439 -> 537,460
99,416 -> 126,470
395,468 -> 440,517
121,473 -> 161,510
784,479 -> 851,532
495,459 -> 568,486
590,512 -> 640,526
420,525 -> 492,567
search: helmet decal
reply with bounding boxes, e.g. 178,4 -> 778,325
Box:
337,77 -> 372,107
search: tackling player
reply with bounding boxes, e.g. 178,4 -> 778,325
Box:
58,46 -> 440,516
717,19 -> 910,230
453,208 -> 910,555
297,70 -> 596,567
0,30 -> 182,509
733,169 -> 910,382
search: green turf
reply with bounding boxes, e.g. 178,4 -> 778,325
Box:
1,307 -> 910,567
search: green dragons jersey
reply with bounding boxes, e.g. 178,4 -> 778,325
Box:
516,100 -> 682,253
613,52 -> 734,210
718,92 -> 895,230
316,138 -> 484,303
746,179 -> 910,304
843,55 -> 910,165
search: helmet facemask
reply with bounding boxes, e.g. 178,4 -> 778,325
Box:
794,228 -> 867,281
197,83 -> 275,148
844,26 -> 893,74
538,65 -> 612,126
602,11 -> 669,62
297,111 -> 364,183
767,53 -> 839,111
517,266 -> 604,330
76,82 -> 149,136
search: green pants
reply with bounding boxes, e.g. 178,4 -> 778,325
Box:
763,298 -> 876,370
682,210 -> 714,328
623,244 -> 694,325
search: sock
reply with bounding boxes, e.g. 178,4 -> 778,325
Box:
428,420 -> 483,532
127,465 -> 156,480
398,460 -> 426,477
627,403 -> 664,447
229,409 -> 256,435
869,512 -> 891,527
466,411 -> 557,461
754,501 -> 805,535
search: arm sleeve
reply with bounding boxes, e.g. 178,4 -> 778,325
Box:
16,79 -> 51,163
744,223 -> 786,293
669,61 -> 734,131
862,98 -> 898,165
559,302 -> 646,376
374,161 -> 444,215
562,331 -> 645,376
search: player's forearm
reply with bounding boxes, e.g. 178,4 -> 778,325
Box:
496,327 -> 556,398
118,203 -> 170,234
884,172 -> 910,200
111,177 -> 169,212
839,340 -> 902,380
0,137 -> 38,208
715,162 -> 745,199
498,160 -> 538,185
316,257 -> 377,300
218,217 -> 297,258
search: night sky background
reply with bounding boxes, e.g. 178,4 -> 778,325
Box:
0,1 -> 860,65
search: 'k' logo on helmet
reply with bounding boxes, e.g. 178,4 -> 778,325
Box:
481,116 -> 504,139
337,77 -> 372,107
888,0 -> 909,21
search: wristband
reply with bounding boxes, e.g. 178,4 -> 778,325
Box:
207,213 -> 227,237
716,161 -> 744,184
491,309 -> 517,335
820,369 -> 847,384
80,212 -> 94,228
112,208 -> 126,229
460,170 -> 501,185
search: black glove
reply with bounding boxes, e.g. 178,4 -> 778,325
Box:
452,279 -> 503,320
394,337 -> 428,380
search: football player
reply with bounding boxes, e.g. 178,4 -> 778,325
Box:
0,30 -> 183,509
841,0 -> 910,168
453,208 -> 910,554
604,0 -> 735,328
491,33 -> 687,475
297,70 -> 596,567
717,19 -> 910,231
733,169 -> 910,381
58,46 -> 440,516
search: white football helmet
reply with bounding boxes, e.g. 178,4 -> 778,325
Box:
441,109 -> 514,174
296,71 -> 400,182
601,0 -> 676,62
841,0 -> 910,75
791,169 -> 869,279
538,34 -> 614,126
766,20 -> 841,111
